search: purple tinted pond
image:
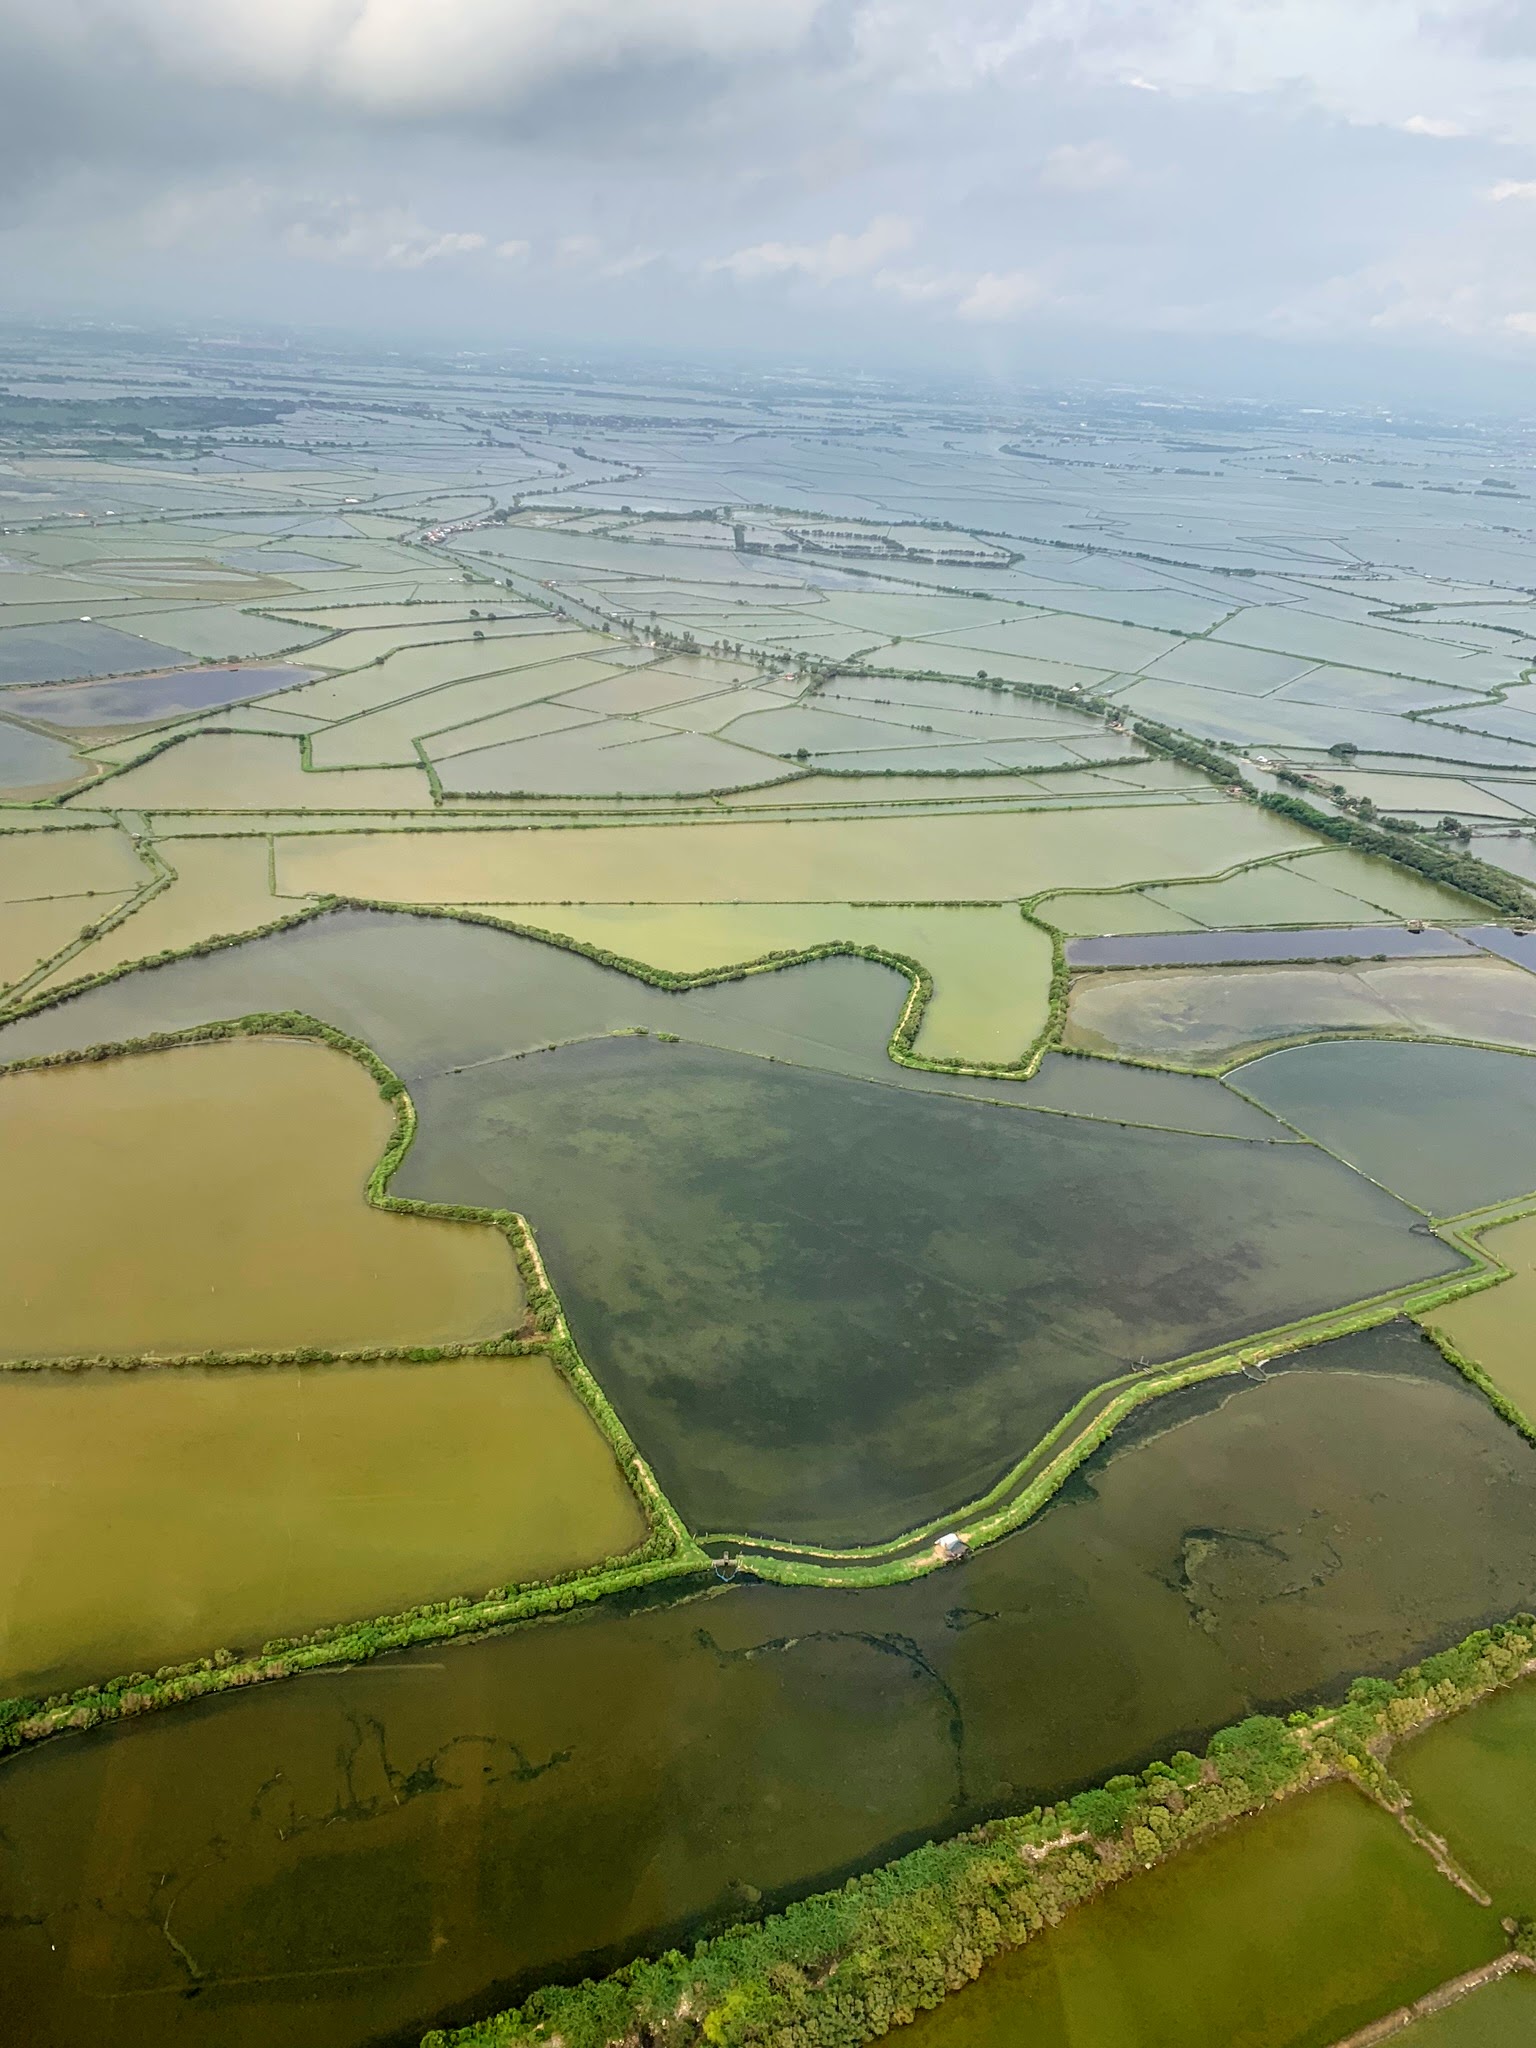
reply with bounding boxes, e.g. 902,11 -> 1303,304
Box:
1463,926 -> 1536,975
5,664 -> 315,727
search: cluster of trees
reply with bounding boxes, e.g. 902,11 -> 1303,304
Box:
428,1617 -> 1536,2048
1127,716 -> 1243,785
1124,713 -> 1536,918
1257,788 -> 1536,917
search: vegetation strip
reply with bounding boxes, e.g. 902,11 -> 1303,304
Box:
0,1010 -> 703,1754
423,1617 -> 1536,2048
1325,1955 -> 1536,2048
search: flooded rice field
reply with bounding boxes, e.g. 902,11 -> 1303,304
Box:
1,1336 -> 1532,2048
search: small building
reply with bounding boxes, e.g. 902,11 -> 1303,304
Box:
933,1532 -> 971,1564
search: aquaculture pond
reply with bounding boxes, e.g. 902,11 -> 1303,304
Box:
0,906 -> 1289,1143
271,800 -> 1309,908
6,663 -> 317,727
1064,926 -> 1478,969
899,1783 -> 1498,2048
1395,1675 -> 1536,1920
0,620 -> 192,686
2,1336 -> 1534,2048
0,1036 -> 521,1360
403,1031 -> 1457,1541
0,1354 -> 641,1697
1065,957 -> 1536,1065
1229,1040 -> 1536,1215
0,715 -> 82,795
1393,1972 -> 1536,2044
1429,1213 -> 1536,1418
523,898 -> 1055,1064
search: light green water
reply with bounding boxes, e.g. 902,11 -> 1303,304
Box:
900,1784 -> 1499,2048
1397,1973 -> 1536,2043
1395,1675 -> 1536,1919
0,1036 -> 522,1360
0,1353 -> 643,1695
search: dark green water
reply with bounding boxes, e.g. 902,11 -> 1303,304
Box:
4,1338 -> 1535,2048
402,1034 -> 1455,1541
1229,1039 -> 1536,1214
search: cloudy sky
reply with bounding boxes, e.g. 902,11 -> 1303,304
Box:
5,0 -> 1536,396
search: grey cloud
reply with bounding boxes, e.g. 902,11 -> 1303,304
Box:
2,0 -> 1536,386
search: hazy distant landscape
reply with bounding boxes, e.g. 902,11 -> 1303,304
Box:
0,319 -> 1532,2044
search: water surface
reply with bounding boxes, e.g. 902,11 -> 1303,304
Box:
1230,1040 -> 1536,1214
402,1034 -> 1458,1541
0,1037 -> 521,1360
0,905 -> 1284,1140
1066,925 -> 1475,968
0,1340 -> 1531,2048
0,1354 -> 641,1695
7,664 -> 316,727
1396,1675 -> 1536,1919
0,621 -> 192,687
901,1784 -> 1497,2048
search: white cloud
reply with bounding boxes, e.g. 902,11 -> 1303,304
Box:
1487,179 -> 1536,201
1402,114 -> 1465,137
711,214 -> 914,282
284,212 -> 486,269
1039,140 -> 1129,192
137,182 -> 492,270
954,268 -> 1045,321
496,237 -> 532,261
30,0 -> 826,115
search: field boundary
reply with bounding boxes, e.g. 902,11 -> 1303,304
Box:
0,1011 -> 705,1756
